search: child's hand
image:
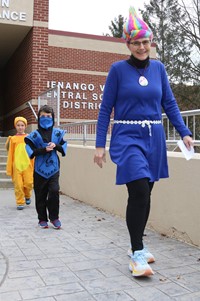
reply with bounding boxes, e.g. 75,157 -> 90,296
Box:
46,142 -> 56,152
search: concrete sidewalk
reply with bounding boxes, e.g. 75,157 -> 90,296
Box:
0,189 -> 200,301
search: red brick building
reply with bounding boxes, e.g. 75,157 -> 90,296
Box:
0,0 -> 156,135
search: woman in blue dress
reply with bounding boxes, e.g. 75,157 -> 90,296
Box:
94,7 -> 193,277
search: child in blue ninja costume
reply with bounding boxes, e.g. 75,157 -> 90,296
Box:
25,105 -> 67,229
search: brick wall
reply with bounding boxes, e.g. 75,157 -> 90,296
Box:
32,26 -> 49,98
4,30 -> 33,110
48,44 -> 129,121
2,0 -> 49,132
33,0 -> 48,22
48,71 -> 105,120
3,30 -> 34,130
31,0 -> 49,101
48,47 -> 128,72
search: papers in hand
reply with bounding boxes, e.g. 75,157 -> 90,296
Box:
177,140 -> 194,160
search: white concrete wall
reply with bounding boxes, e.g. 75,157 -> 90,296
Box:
60,145 -> 200,247
49,33 -> 157,59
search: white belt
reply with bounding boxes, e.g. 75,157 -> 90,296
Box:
113,120 -> 162,136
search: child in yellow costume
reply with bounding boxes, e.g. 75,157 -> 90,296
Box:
6,117 -> 34,210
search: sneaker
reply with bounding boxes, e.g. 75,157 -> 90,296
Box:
17,205 -> 24,210
38,221 -> 48,228
129,250 -> 154,277
128,247 -> 155,263
25,198 -> 31,205
50,219 -> 61,229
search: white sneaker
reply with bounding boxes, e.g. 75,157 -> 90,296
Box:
128,247 -> 155,263
129,250 -> 154,277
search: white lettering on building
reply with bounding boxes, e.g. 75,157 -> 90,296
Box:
1,0 -> 9,8
46,81 -> 105,111
0,0 -> 27,22
63,101 -> 101,110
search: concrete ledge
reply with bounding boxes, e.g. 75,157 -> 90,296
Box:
60,145 -> 200,247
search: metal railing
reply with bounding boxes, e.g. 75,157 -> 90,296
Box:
27,101 -> 38,120
60,109 -> 200,149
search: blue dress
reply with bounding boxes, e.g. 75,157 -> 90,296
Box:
96,60 -> 192,185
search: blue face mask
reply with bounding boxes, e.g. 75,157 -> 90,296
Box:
39,116 -> 53,129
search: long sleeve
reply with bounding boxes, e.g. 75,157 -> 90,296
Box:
5,136 -> 11,151
24,137 -> 46,158
96,65 -> 118,147
55,138 -> 67,156
161,65 -> 192,138
6,138 -> 14,178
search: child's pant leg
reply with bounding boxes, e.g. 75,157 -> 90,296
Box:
46,172 -> 60,221
23,165 -> 33,199
34,172 -> 48,221
13,170 -> 25,206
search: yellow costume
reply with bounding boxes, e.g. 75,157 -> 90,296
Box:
6,117 -> 34,206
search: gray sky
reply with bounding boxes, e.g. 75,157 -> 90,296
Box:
49,0 -> 147,35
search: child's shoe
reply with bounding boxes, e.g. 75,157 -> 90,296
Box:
129,250 -> 154,277
38,221 -> 48,228
25,198 -> 31,205
17,205 -> 24,210
50,219 -> 61,229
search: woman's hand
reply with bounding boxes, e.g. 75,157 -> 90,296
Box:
94,147 -> 106,168
183,136 -> 194,150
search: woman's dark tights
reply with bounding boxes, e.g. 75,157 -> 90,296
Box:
126,178 -> 154,252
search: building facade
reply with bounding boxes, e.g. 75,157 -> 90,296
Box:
0,0 -> 156,135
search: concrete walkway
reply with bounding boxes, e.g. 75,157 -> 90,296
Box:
0,189 -> 200,301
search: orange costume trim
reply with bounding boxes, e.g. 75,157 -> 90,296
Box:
6,134 -> 34,206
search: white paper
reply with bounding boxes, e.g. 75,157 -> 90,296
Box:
177,140 -> 195,160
